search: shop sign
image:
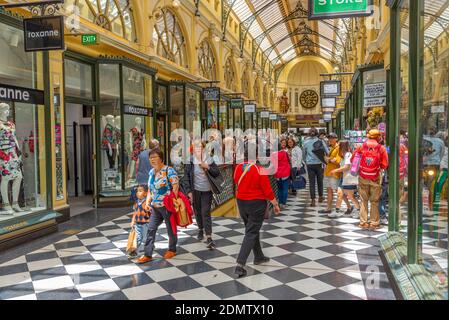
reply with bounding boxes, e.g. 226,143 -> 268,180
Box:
321,97 -> 336,108
82,34 -> 99,45
219,104 -> 227,113
364,82 -> 386,98
203,87 -> 220,101
320,80 -> 341,97
308,0 -> 372,20
323,113 -> 332,122
244,104 -> 256,113
431,105 -> 445,114
230,98 -> 243,109
260,111 -> 270,118
322,108 -> 335,113
378,122 -> 386,134
124,104 -> 150,116
0,83 -> 44,104
295,114 -> 321,121
364,97 -> 386,108
269,114 -> 277,120
23,16 -> 64,52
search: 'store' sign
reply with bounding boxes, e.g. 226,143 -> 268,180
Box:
308,0 -> 373,20
23,16 -> 65,52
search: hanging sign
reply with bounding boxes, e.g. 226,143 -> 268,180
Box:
323,113 -> 332,122
308,0 -> 373,20
244,104 -> 256,113
431,105 -> 445,114
364,82 -> 386,98
23,16 -> 65,52
230,98 -> 244,109
203,87 -> 220,101
322,108 -> 335,113
260,111 -> 270,118
320,81 -> 341,97
321,97 -> 336,108
0,83 -> 44,104
269,114 -> 277,120
364,97 -> 387,108
124,105 -> 150,116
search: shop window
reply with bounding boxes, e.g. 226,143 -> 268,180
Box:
224,56 -> 237,92
186,87 -> 201,139
99,64 -> 121,192
0,23 -> 47,219
152,8 -> 188,68
219,100 -> 227,133
122,67 -> 153,188
207,101 -> 218,129
198,40 -> 217,80
64,59 -> 93,100
65,0 -> 137,42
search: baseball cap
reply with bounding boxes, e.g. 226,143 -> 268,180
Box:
327,133 -> 338,139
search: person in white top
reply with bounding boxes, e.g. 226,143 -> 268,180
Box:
287,137 -> 303,195
329,141 -> 360,219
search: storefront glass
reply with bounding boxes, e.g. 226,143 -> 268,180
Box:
219,100 -> 227,133
0,22 -> 47,221
99,64 -> 121,191
122,67 -> 153,188
234,108 -> 242,130
207,101 -> 218,129
64,59 -> 93,100
186,87 -> 201,139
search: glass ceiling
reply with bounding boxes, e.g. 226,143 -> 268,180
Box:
230,0 -> 347,67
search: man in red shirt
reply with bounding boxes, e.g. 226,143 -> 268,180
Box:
352,129 -> 389,230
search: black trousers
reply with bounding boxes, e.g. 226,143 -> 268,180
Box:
307,164 -> 324,200
106,148 -> 117,168
193,190 -> 213,235
144,206 -> 177,257
236,199 -> 266,266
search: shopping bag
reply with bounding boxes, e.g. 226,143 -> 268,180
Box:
126,228 -> 137,253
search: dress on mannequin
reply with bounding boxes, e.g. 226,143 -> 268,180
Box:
128,118 -> 146,181
0,103 -> 24,214
101,116 -> 118,169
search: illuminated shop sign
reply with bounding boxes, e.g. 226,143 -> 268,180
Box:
23,16 -> 65,51
123,105 -> 150,116
308,0 -> 373,20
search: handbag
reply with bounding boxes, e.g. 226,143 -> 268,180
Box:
205,169 -> 225,194
292,173 -> 306,190
126,228 -> 137,253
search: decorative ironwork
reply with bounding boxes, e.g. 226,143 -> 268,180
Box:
221,0 -> 238,41
152,8 -> 188,68
194,0 -> 200,17
198,39 -> 217,80
30,2 -> 61,16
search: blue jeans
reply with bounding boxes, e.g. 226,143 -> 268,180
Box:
134,222 -> 149,253
277,178 -> 289,205
378,180 -> 388,219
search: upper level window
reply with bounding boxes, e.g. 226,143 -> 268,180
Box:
224,56 -> 237,92
152,8 -> 188,68
198,40 -> 216,80
67,0 -> 136,42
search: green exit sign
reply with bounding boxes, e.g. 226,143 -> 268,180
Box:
308,0 -> 373,20
81,34 -> 98,45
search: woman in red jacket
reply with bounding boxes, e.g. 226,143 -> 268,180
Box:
271,138 -> 291,209
233,142 -> 280,277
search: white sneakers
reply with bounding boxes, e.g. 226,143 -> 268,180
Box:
328,211 -> 344,218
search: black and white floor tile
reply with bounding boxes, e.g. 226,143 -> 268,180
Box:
0,190 -> 396,300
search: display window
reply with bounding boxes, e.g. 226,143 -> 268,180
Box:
0,22 -> 47,223
186,87 -> 201,139
207,101 -> 218,129
218,100 -> 228,133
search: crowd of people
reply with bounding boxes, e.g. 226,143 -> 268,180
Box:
123,126 -> 410,277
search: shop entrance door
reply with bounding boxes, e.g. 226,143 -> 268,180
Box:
156,114 -> 168,163
65,103 -> 95,216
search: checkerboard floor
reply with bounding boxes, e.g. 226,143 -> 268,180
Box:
0,189 -> 396,300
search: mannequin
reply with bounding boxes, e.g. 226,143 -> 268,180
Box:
128,117 -> 146,181
0,103 -> 24,214
101,115 -> 117,168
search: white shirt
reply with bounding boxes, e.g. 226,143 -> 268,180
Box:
289,146 -> 303,169
342,152 -> 358,186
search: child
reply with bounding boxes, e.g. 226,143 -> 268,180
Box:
128,185 -> 151,259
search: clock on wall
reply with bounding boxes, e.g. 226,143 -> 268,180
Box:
300,90 -> 319,109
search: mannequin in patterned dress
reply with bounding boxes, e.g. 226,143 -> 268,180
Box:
128,117 -> 146,181
0,103 -> 24,214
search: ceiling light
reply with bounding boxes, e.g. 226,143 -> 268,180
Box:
172,0 -> 180,8
213,35 -> 221,42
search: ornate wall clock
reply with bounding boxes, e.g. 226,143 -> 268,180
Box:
300,90 -> 319,109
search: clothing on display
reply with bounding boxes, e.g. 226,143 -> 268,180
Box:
130,127 -> 144,161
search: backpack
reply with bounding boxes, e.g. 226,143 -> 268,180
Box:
311,139 -> 327,164
358,140 -> 382,180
